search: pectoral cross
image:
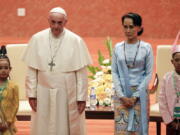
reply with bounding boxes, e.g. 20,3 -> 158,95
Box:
48,60 -> 55,71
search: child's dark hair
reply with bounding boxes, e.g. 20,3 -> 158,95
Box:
121,12 -> 144,36
0,45 -> 11,68
172,52 -> 180,59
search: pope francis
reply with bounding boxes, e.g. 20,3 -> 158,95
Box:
22,7 -> 92,135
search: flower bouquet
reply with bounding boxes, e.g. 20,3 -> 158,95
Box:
87,37 -> 114,108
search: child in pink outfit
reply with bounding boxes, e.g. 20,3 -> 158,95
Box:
159,45 -> 180,135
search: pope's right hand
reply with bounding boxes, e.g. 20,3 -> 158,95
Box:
29,98 -> 37,112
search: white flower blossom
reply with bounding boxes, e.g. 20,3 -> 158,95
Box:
104,98 -> 111,105
101,66 -> 106,69
102,59 -> 110,64
107,66 -> 111,70
99,100 -> 104,106
95,71 -> 103,76
94,71 -> 103,79
105,88 -> 111,93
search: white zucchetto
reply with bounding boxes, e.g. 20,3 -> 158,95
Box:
49,7 -> 67,17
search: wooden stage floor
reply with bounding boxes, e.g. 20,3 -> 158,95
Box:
15,120 -> 166,135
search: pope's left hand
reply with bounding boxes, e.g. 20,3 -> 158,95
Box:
77,101 -> 86,114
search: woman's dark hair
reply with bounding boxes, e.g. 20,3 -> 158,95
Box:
121,12 -> 144,36
0,45 -> 11,68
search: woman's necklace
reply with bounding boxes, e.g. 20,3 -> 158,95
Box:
48,30 -> 64,71
124,40 -> 140,68
0,80 -> 8,101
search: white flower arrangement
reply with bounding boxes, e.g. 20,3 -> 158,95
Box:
87,37 -> 114,107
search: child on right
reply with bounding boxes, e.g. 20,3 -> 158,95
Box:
159,44 -> 180,135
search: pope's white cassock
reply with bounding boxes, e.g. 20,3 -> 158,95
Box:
22,28 -> 92,135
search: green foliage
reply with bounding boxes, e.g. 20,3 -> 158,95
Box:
105,37 -> 113,58
87,37 -> 113,79
87,66 -> 101,74
98,50 -> 105,65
